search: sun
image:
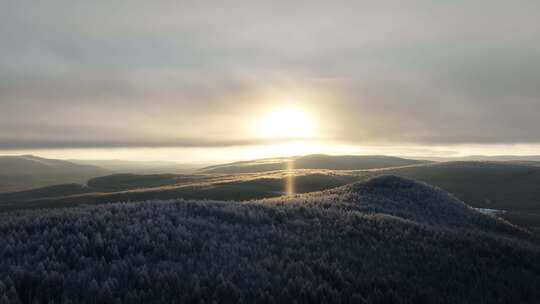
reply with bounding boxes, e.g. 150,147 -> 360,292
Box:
252,106 -> 316,139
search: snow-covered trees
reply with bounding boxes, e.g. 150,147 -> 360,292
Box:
0,176 -> 538,303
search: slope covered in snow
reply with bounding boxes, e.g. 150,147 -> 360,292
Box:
0,176 -> 538,303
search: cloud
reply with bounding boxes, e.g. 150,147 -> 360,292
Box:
0,138 -> 294,150
1,0 -> 540,150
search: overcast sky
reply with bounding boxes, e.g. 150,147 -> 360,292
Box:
1,1 -> 540,160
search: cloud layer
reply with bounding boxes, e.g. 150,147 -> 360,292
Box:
1,1 -> 540,150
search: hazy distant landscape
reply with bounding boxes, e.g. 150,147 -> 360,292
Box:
3,1 -> 540,302
70,159 -> 202,174
1,154 -> 540,235
200,154 -> 430,173
0,155 -> 110,193
0,155 -> 204,193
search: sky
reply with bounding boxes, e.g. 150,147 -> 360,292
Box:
1,1 -> 540,162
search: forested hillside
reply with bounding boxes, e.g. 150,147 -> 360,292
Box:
5,160 -> 540,234
0,176 -> 538,304
385,161 -> 540,211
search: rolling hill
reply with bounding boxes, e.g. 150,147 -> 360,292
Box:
0,176 -> 538,303
3,158 -> 540,233
381,161 -> 540,211
414,155 -> 540,162
0,170 -> 367,211
379,161 -> 540,234
200,154 -> 430,173
69,159 -> 201,174
0,155 -> 110,192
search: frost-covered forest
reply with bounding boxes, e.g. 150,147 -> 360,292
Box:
0,176 -> 539,304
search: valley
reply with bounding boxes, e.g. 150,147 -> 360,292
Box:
2,155 -> 540,234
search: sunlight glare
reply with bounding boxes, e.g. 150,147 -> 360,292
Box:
285,160 -> 295,196
253,106 -> 316,139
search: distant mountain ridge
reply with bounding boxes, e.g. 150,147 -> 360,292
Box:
0,155 -> 106,175
0,155 -> 205,193
0,155 -> 109,192
69,159 -> 201,174
413,155 -> 540,162
200,154 -> 430,173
